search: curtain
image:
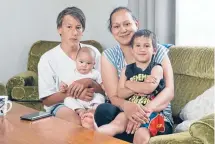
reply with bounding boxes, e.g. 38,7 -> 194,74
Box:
128,0 -> 175,44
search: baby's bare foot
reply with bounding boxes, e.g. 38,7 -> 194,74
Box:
81,112 -> 97,130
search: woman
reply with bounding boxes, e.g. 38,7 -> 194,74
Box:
38,7 -> 103,125
94,7 -> 174,143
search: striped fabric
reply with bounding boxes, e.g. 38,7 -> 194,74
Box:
103,44 -> 174,126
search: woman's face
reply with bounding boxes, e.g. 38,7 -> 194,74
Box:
58,15 -> 83,46
111,10 -> 138,46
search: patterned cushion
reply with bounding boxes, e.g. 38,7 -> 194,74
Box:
0,83 -> 7,95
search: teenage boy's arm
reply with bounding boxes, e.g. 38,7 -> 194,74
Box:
118,68 -> 135,99
125,65 -> 163,94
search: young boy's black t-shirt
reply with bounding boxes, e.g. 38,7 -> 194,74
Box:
125,61 -> 165,105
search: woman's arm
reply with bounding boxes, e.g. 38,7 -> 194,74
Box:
145,55 -> 174,112
125,65 -> 163,94
118,68 -> 135,99
101,55 -> 125,109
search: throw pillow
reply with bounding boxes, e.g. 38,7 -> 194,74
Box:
174,86 -> 214,133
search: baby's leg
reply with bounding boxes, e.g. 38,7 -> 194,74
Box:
133,127 -> 150,144
64,97 -> 84,110
89,93 -> 105,108
97,112 -> 128,136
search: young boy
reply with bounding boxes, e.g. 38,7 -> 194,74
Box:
60,47 -> 105,128
96,29 -> 165,140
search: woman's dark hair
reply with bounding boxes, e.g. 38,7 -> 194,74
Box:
130,29 -> 158,49
108,7 -> 137,32
57,7 -> 86,31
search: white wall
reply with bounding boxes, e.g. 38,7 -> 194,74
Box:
176,0 -> 215,46
0,0 -> 128,84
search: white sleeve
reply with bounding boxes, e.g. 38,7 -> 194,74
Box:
38,56 -> 58,99
94,70 -> 102,84
94,51 -> 101,72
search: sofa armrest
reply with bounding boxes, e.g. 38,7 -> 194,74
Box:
149,131 -> 202,144
0,83 -> 7,95
11,86 -> 40,102
189,113 -> 214,144
6,71 -> 38,97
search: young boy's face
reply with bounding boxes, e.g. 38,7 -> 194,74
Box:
76,51 -> 95,74
132,36 -> 155,63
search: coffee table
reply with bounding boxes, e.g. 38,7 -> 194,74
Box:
0,102 -> 130,144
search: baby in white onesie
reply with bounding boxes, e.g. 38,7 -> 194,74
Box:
60,47 -> 105,120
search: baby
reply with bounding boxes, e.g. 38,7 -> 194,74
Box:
60,47 -> 105,128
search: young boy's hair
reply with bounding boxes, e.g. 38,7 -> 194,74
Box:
130,29 -> 158,49
76,47 -> 96,60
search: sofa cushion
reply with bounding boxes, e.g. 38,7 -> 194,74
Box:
169,47 -> 214,116
189,113 -> 214,144
169,46 -> 214,79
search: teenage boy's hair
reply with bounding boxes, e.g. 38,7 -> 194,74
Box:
130,29 -> 157,49
57,7 -> 86,31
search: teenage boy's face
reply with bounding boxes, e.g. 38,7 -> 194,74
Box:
132,36 -> 155,63
76,52 -> 95,74
58,15 -> 83,47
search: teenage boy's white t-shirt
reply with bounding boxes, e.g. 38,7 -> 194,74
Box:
38,43 -> 101,111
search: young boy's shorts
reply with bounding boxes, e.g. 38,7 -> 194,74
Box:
141,112 -> 165,136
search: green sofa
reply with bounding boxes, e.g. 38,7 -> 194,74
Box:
6,41 -> 214,143
6,40 -> 103,110
149,46 -> 214,144
0,83 -> 7,95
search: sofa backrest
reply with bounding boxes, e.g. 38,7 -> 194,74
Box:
169,46 -> 214,117
27,40 -> 103,73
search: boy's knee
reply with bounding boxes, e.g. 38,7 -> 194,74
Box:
133,128 -> 150,144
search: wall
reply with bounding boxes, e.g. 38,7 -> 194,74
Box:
176,0 -> 215,46
0,0 -> 128,84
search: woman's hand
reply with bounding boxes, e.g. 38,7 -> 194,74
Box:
78,88 -> 94,102
126,120 -> 141,134
67,79 -> 90,98
123,101 -> 150,124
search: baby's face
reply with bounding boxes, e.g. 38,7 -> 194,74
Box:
76,52 -> 95,74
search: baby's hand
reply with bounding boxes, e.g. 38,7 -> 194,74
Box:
60,81 -> 68,93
